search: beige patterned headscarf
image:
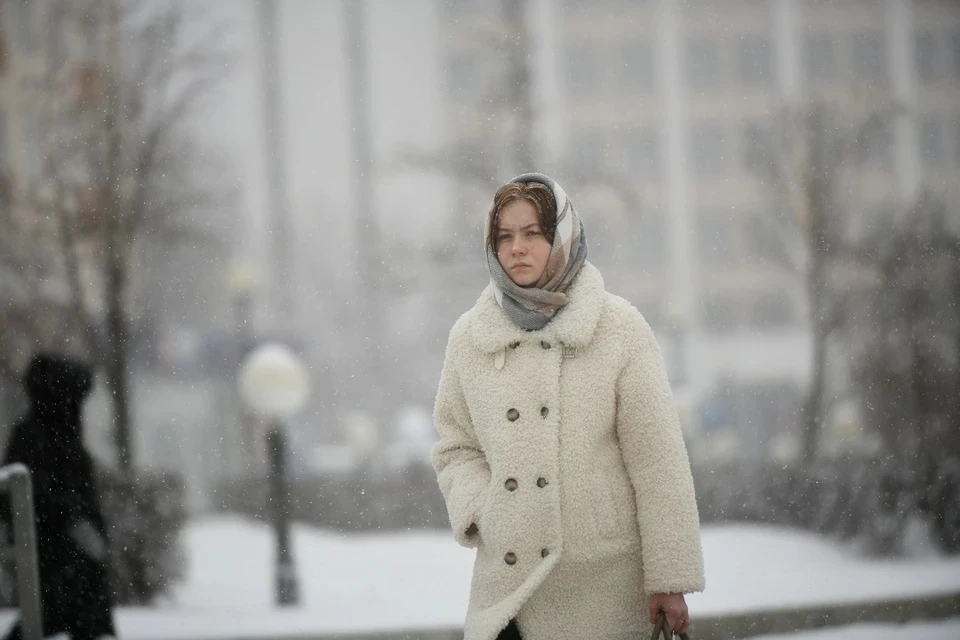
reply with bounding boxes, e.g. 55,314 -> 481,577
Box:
485,173 -> 588,330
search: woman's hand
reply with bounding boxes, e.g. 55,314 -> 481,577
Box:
648,592 -> 690,635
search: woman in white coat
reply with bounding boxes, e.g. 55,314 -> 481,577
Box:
432,173 -> 705,640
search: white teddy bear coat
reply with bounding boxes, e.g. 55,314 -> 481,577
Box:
432,262 -> 705,640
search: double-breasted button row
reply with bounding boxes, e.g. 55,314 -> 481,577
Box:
502,476 -> 549,492
499,340 -> 558,568
503,548 -> 551,565
506,406 -> 551,421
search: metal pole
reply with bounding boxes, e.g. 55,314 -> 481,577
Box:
1,464 -> 43,640
267,425 -> 298,606
502,0 -> 534,173
657,0 -> 698,387
257,0 -> 294,328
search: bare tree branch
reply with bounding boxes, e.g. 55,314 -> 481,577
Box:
126,73 -> 223,237
1,0 -> 237,473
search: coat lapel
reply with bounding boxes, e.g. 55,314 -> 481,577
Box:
467,261 -> 606,354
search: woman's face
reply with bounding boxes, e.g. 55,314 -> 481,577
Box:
496,199 -> 552,287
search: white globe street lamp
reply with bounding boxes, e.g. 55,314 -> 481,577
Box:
238,343 -> 309,420
238,342 -> 309,607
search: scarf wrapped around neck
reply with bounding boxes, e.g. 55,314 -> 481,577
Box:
485,173 -> 588,330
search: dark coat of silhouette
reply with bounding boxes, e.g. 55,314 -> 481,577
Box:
2,353 -> 115,640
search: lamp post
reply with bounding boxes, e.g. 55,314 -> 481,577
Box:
238,343 -> 309,606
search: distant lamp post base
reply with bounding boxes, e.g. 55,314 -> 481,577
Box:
276,556 -> 300,606
269,425 -> 300,607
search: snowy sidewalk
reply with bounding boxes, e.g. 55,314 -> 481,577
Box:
2,516 -> 959,639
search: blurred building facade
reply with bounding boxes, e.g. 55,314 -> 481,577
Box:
188,0 -> 960,462
6,0 -> 957,484
438,0 -> 960,454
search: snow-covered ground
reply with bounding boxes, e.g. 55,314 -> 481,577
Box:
750,619 -> 960,640
2,516 -> 959,639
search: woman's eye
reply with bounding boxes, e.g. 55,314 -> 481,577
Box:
498,234 -> 510,242
527,230 -> 540,237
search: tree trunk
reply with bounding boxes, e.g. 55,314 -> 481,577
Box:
802,310 -> 827,464
105,247 -> 133,475
801,162 -> 829,465
103,0 -> 133,475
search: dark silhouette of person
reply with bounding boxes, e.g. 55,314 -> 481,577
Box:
2,353 -> 116,640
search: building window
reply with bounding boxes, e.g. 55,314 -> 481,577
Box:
915,30 -> 938,83
446,51 -> 481,103
633,214 -> 665,271
566,42 -> 603,95
47,9 -> 68,71
804,33 -> 836,83
623,127 -> 659,179
742,121 -> 776,174
697,210 -> 738,266
738,36 -> 771,86
0,107 -> 8,169
592,217 -> 618,264
693,124 -> 728,174
955,114 -> 960,165
568,129 -> 615,170
17,111 -> 43,178
852,31 -> 887,88
752,291 -> 795,327
687,37 -> 722,88
702,294 -> 740,331
745,211 -> 792,268
563,0 -> 647,10
619,40 -> 654,92
594,212 -> 662,272
856,115 -> 893,169
604,214 -> 666,273
12,0 -> 35,52
919,115 -> 943,166
953,31 -> 960,80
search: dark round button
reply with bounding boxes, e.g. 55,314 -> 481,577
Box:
537,477 -> 548,488
540,340 -> 551,350
506,408 -> 520,422
509,341 -> 521,349
541,548 -> 550,558
504,478 -> 518,492
540,406 -> 549,419
504,552 -> 518,565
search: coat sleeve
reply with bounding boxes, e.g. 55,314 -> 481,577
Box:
615,309 -> 705,595
430,328 -> 491,549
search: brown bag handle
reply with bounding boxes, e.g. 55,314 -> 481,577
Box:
651,611 -> 690,640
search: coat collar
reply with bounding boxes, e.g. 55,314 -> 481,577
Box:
467,261 -> 606,354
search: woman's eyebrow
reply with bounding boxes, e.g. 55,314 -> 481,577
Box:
499,223 -> 540,232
